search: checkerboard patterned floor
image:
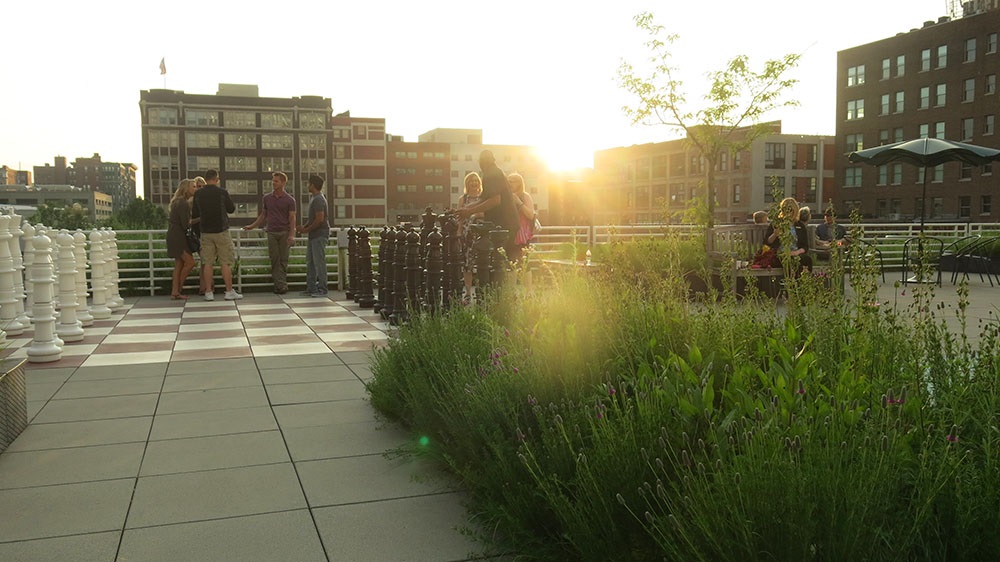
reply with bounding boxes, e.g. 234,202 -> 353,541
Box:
2,292 -> 390,369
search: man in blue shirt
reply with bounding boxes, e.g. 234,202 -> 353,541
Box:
296,175 -> 330,297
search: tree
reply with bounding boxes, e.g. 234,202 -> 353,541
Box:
104,197 -> 167,230
29,203 -> 96,231
617,12 -> 800,229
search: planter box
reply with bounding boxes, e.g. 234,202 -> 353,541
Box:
0,358 -> 28,454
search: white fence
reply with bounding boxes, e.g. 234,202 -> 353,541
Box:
111,223 -> 1000,295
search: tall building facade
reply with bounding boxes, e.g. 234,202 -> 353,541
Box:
31,154 -> 136,211
386,140 -> 450,224
593,123 -> 834,225
836,8 -> 1000,221
330,114 -> 387,227
139,84 -> 335,225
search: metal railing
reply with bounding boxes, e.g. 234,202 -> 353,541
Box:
107,223 -> 1000,295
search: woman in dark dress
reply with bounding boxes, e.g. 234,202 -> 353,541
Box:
167,178 -> 197,299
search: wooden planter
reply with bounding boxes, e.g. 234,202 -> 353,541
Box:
0,358 -> 28,454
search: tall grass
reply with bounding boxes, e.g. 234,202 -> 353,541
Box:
367,237 -> 1000,561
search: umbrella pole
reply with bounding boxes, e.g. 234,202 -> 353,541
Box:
920,165 -> 929,231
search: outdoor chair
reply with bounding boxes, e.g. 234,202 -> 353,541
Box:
952,236 -> 999,286
901,236 -> 944,287
938,235 -> 980,277
850,239 -> 886,283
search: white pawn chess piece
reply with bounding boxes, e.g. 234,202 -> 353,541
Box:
8,213 -> 29,329
103,229 -> 122,311
107,229 -> 124,309
22,223 -> 35,320
89,230 -> 112,320
0,216 -> 24,337
55,232 -> 84,343
27,234 -> 62,363
74,230 -> 93,327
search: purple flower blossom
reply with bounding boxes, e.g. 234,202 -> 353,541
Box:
527,395 -> 537,406
797,381 -> 806,395
609,385 -> 617,396
946,434 -> 958,443
504,329 -> 510,337
512,367 -> 519,374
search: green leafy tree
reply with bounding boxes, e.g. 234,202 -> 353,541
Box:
29,203 -> 96,230
104,197 -> 167,230
617,11 -> 800,229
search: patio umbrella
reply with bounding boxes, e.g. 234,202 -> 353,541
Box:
848,138 -> 1000,229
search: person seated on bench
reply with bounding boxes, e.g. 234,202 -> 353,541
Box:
763,197 -> 812,274
816,207 -> 849,250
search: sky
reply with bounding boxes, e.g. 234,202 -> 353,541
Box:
1,0 -> 950,194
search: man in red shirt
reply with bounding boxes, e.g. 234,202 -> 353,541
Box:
244,171 -> 297,294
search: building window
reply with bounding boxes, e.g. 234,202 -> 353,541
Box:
149,130 -> 179,148
224,133 -> 256,149
935,84 -> 946,106
934,122 -> 945,139
960,163 -> 973,180
880,94 -> 890,115
962,117 -> 974,140
879,129 -> 889,145
335,165 -> 347,179
148,108 -> 178,126
185,110 -> 219,127
965,38 -> 976,62
849,64 -> 866,86
763,176 -> 786,202
937,44 -> 948,68
894,91 -> 904,113
844,167 -> 862,187
982,195 -> 992,215
261,134 -> 293,150
919,123 -> 929,138
931,197 -> 943,218
964,78 -> 976,102
845,133 -> 864,152
186,156 -> 219,172
332,128 -> 349,139
921,48 -> 931,71
226,179 -> 259,195
224,156 -> 257,172
918,86 -> 930,109
986,75 -> 997,95
184,132 -> 217,148
224,111 -> 256,128
300,134 -> 326,150
892,164 -> 903,185
986,115 -> 996,135
894,128 -> 904,143
764,143 -> 785,168
896,54 -> 905,76
880,59 -> 890,80
652,156 -> 668,177
299,112 -> 326,129
876,198 -> 887,217
336,206 -> 347,219
847,99 -> 864,120
261,112 -> 292,129
733,151 -> 743,171
988,32 -> 998,54
792,144 -> 818,170
732,184 -> 741,203
878,165 -> 888,185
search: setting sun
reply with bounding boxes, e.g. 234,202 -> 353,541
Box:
535,140 -> 597,172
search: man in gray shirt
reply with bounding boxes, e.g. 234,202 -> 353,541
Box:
296,175 -> 330,297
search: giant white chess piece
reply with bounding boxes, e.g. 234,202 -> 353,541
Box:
6,212 -> 28,331
55,232 -> 84,343
22,223 -> 35,320
0,216 -> 24,337
74,230 -> 93,327
27,234 -> 61,363
106,229 -> 124,309
89,230 -> 112,320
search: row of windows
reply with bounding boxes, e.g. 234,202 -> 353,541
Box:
847,75 -> 997,120
147,108 -> 327,129
844,162 -> 993,187
846,32 -> 999,87
151,130 -> 328,151
845,114 -> 997,154
393,151 -> 447,159
395,184 -> 445,193
867,195 -> 992,218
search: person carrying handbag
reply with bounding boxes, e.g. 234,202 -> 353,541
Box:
508,172 -> 536,253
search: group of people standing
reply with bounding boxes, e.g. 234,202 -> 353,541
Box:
454,150 -> 537,302
165,170 -> 330,300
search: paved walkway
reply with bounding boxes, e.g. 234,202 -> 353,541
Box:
0,293 -> 486,562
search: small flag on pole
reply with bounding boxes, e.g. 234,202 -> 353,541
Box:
159,57 -> 166,75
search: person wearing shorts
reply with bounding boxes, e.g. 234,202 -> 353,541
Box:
192,169 -> 242,301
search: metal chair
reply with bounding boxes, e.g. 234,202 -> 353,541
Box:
852,239 -> 886,283
901,236 -> 944,287
952,236 -> 998,286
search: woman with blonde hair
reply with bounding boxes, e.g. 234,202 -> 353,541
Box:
166,178 -> 197,299
458,172 -> 484,303
191,176 -> 208,295
764,197 -> 811,272
507,172 -> 536,260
